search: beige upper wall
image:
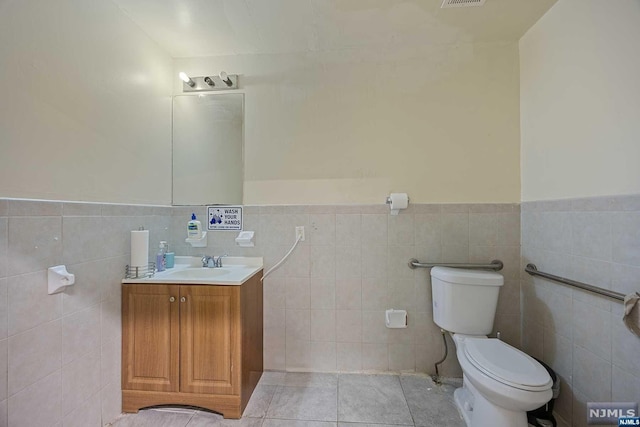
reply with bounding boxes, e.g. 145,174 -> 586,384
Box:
0,0 -> 521,206
520,0 -> 640,201
0,0 -> 174,204
175,42 -> 521,204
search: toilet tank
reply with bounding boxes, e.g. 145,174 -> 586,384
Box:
430,267 -> 504,335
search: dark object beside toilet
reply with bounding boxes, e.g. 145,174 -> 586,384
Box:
527,358 -> 560,427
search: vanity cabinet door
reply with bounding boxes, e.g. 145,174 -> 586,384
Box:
122,284 -> 180,392
180,285 -> 240,395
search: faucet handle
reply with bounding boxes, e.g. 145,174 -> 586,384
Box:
215,254 -> 228,267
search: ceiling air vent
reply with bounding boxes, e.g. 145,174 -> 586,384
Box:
441,0 -> 486,8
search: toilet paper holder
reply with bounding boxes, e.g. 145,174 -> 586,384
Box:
385,193 -> 410,215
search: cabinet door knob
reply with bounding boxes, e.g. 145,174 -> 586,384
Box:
169,296 -> 175,302
180,297 -> 186,303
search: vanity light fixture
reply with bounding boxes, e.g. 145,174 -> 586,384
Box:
179,72 -> 239,92
179,72 -> 195,87
219,71 -> 233,87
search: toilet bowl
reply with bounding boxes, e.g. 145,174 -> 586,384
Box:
429,267 -> 553,427
452,334 -> 553,427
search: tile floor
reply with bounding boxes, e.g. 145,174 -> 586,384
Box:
110,372 -> 465,427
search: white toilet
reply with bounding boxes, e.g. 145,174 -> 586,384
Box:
430,267 -> 552,427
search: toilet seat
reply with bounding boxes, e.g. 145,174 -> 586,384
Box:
463,338 -> 552,392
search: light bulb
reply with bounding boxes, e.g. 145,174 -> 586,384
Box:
219,71 -> 232,87
179,72 -> 195,87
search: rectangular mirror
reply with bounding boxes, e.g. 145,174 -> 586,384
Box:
172,93 -> 244,205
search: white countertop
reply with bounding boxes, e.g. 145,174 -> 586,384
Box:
122,256 -> 263,285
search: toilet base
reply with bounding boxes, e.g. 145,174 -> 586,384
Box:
453,387 -> 473,426
454,377 -> 528,427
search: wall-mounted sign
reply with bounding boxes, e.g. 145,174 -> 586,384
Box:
207,206 -> 243,231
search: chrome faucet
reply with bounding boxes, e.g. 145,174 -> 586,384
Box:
201,255 -> 215,268
201,254 -> 228,268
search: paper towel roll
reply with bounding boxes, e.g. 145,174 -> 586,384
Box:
130,230 -> 149,267
389,193 -> 409,215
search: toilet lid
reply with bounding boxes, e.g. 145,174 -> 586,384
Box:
464,338 -> 552,391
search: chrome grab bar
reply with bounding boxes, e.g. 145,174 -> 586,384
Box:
525,263 -> 625,302
408,258 -> 503,271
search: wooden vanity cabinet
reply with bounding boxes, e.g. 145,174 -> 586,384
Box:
121,271 -> 263,418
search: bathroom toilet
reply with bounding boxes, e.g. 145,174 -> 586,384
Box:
430,267 -> 552,427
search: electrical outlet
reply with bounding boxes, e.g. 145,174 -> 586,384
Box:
295,226 -> 305,241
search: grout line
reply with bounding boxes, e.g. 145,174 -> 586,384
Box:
336,372 -> 340,423
184,410 -> 195,427
261,380 -> 281,419
397,375 -> 416,427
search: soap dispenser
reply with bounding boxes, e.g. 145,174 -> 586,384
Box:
164,242 -> 175,269
185,213 -> 207,247
187,213 -> 202,240
156,241 -> 166,272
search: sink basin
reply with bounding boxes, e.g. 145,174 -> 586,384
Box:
164,268 -> 231,280
122,256 -> 263,285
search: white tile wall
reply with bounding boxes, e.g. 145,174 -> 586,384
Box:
521,194 -> 640,426
8,371 -> 62,427
0,199 -> 173,426
171,202 -> 521,375
337,342 -> 361,371
0,199 -> 522,425
8,319 -> 61,396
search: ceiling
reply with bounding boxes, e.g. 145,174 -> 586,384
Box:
111,0 -> 558,58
